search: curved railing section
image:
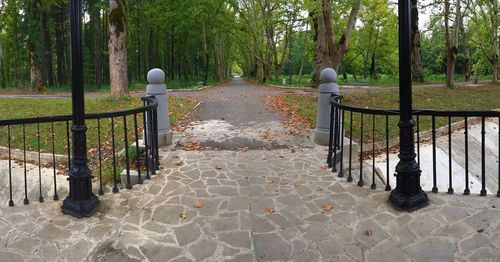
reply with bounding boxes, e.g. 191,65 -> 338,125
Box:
328,94 -> 500,197
0,96 -> 159,206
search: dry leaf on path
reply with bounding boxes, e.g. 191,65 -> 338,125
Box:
264,207 -> 275,214
214,165 -> 222,170
316,186 -> 323,192
179,212 -> 187,219
194,201 -> 203,209
364,229 -> 373,236
322,204 -> 333,212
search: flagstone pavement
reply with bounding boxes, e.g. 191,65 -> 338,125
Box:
0,146 -> 499,262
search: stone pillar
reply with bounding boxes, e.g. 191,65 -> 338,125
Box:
146,68 -> 172,146
313,68 -> 339,145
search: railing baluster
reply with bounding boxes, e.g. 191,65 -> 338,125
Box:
347,111 -> 353,183
149,108 -> 156,176
143,108 -> 151,180
432,116 -> 438,193
385,115 -> 391,191
123,115 -> 132,189
51,122 -> 58,200
358,113 -> 364,187
416,114 -> 420,166
327,96 -> 335,167
448,116 -> 454,194
23,124 -> 29,205
464,117 -> 470,195
480,117 -> 486,196
97,119 -> 104,195
153,108 -> 160,171
37,123 -> 43,203
8,126 -> 14,206
111,117 -> 119,193
66,120 -> 71,172
134,114 -> 143,184
338,108 -> 345,178
371,114 -> 376,189
332,103 -> 338,172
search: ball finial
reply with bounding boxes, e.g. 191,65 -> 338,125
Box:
319,68 -> 337,83
147,68 -> 165,84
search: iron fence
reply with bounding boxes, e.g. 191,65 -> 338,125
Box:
0,96 -> 159,206
328,94 -> 500,197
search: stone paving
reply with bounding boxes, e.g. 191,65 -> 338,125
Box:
0,146 -> 499,261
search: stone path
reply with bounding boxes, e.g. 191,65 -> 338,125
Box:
1,147 -> 499,262
175,77 -> 314,150
1,78 -> 499,261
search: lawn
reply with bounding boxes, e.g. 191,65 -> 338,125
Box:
281,83 -> 500,142
0,96 -> 198,183
0,77 -> 229,94
253,74 -> 494,88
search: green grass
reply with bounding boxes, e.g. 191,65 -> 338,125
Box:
252,73 -> 494,88
282,83 -> 500,142
0,77 -> 229,94
0,96 -> 198,183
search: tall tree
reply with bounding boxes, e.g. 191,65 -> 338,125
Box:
411,0 -> 424,82
310,0 -> 361,86
108,0 -> 128,95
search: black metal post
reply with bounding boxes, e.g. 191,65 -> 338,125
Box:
62,0 -> 100,217
389,0 -> 429,210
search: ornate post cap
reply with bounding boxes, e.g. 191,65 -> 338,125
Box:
147,68 -> 165,84
320,68 -> 337,84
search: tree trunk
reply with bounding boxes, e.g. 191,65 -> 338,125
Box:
311,0 -> 360,87
94,6 -> 103,88
54,3 -> 66,87
108,0 -> 128,96
411,0 -> 424,82
459,13 -> 472,82
492,0 -> 499,82
40,9 -> 53,87
444,0 -> 459,88
370,53 -> 377,80
28,42 -> 43,91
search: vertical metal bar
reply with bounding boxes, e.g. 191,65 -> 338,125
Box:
149,108 -> 156,176
385,115 -> 391,191
123,115 -> 132,189
416,114 -> 420,166
480,117 -> 486,196
23,124 -> 29,205
332,104 -> 338,172
37,123 -> 44,202
8,126 -> 14,206
153,108 -> 160,170
134,114 -> 143,184
97,119 -> 104,195
371,114 -> 376,189
347,110 -> 353,182
338,108 -> 345,178
52,122 -> 58,200
464,117 -> 470,195
358,113 -> 364,187
327,97 -> 335,167
143,108 -> 151,180
66,120 -> 71,171
111,117 -> 119,193
432,116 -> 438,193
498,116 -> 500,197
448,116 -> 454,194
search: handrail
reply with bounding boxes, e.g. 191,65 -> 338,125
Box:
330,95 -> 500,117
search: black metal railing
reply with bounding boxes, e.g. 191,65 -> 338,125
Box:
328,94 -> 500,197
0,96 -> 159,206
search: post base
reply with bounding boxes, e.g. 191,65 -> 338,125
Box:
62,194 -> 100,218
389,189 -> 428,211
313,129 -> 331,146
158,130 -> 173,146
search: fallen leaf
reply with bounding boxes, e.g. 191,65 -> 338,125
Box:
214,165 -> 222,170
179,212 -> 187,219
194,201 -> 203,209
477,229 -> 484,233
364,229 -> 373,236
316,186 -> 323,192
322,204 -> 333,212
264,207 -> 275,214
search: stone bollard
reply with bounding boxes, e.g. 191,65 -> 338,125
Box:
313,68 -> 339,145
146,68 -> 172,146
